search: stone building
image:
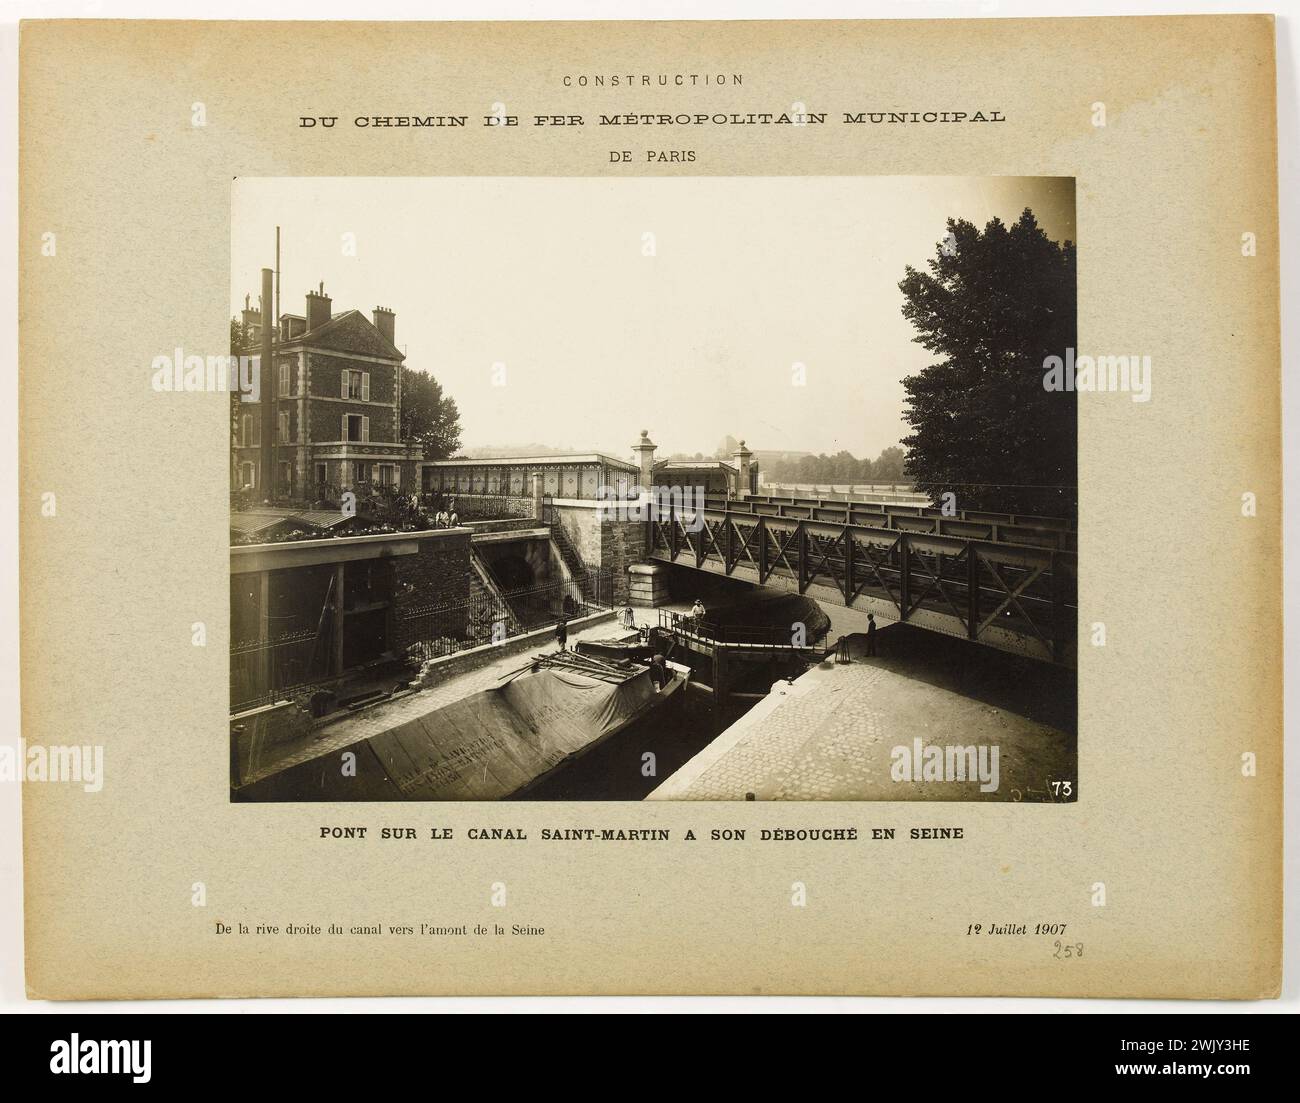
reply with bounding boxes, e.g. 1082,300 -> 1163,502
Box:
232,283 -> 422,499
651,438 -> 759,498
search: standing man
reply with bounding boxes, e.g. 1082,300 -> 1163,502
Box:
555,617 -> 568,651
866,613 -> 878,657
622,603 -> 636,630
690,597 -> 706,630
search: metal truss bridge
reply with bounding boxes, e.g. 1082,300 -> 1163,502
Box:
647,494 -> 1077,667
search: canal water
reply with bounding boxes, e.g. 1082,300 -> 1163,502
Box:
522,590 -> 828,800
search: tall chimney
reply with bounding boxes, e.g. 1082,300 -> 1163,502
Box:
305,281 -> 331,332
372,306 -> 395,346
259,268 -> 275,501
632,429 -> 657,494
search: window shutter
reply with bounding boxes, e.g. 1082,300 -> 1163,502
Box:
362,416 -> 370,443
362,372 -> 370,402
341,372 -> 348,399
341,414 -> 347,442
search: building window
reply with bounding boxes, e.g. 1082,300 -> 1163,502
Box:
344,414 -> 369,443
314,463 -> 327,486
240,462 -> 255,489
343,369 -> 370,401
277,409 -> 291,443
378,464 -> 395,487
240,413 -> 252,447
278,362 -> 291,397
354,461 -> 369,484
278,462 -> 293,492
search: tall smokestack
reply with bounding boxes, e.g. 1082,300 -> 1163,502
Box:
259,267 -> 274,501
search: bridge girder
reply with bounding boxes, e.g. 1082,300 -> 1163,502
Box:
647,508 -> 1077,667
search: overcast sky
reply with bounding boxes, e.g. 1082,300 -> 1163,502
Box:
232,176 -> 1074,461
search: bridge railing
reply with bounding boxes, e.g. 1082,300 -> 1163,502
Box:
657,608 -> 830,650
708,495 -> 1075,548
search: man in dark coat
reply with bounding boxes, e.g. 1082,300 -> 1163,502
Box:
648,653 -> 671,690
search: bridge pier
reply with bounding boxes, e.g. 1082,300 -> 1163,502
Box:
627,562 -> 670,608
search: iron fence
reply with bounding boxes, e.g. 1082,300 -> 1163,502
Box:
229,567 -> 616,713
230,627 -> 331,713
399,567 -> 615,662
426,492 -> 530,521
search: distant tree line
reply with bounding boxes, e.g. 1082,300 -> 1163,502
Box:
761,446 -> 907,485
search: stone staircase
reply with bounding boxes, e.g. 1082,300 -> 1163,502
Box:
548,516 -> 592,596
469,550 -> 521,634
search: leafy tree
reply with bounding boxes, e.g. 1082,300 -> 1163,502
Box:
400,367 -> 462,460
898,209 -> 1076,516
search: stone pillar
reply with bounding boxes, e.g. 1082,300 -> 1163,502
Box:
624,431 -> 665,608
632,429 -> 657,496
731,438 -> 753,500
531,471 -> 544,521
627,562 -> 671,608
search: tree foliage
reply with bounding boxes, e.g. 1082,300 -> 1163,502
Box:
400,367 -> 462,460
761,445 -> 907,485
898,209 -> 1076,516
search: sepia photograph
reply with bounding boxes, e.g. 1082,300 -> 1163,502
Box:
10,3 -> 1287,1023
227,176 -> 1079,803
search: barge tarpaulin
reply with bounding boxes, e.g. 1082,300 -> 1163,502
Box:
234,666 -> 658,801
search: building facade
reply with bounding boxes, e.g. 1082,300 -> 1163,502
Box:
421,453 -> 640,502
652,439 -> 759,499
232,284 -> 422,500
